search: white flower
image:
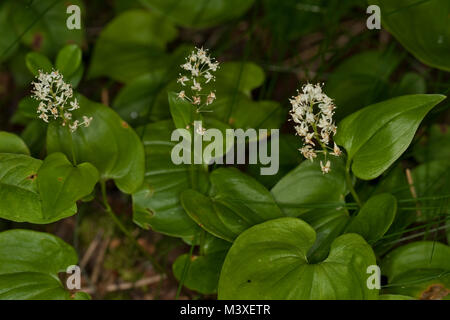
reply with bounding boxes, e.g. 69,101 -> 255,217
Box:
31,70 -> 92,132
191,79 -> 202,91
196,124 -> 206,135
178,91 -> 186,100
81,116 -> 93,128
204,72 -> 214,83
289,83 -> 340,173
177,47 -> 219,110
177,75 -> 189,86
331,143 -> 342,157
300,145 -> 317,161
206,92 -> 216,105
193,96 -> 201,105
320,160 -> 331,174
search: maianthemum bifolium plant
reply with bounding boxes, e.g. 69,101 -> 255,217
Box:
0,0 -> 449,300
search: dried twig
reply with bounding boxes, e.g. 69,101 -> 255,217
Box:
91,236 -> 110,284
80,230 -> 104,269
406,168 -> 422,217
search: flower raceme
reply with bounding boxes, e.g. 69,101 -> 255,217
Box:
177,47 -> 219,112
31,70 -> 92,132
290,83 -> 342,174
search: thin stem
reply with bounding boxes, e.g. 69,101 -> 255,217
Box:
345,160 -> 362,208
68,129 -> 77,166
176,235 -> 196,300
99,181 -> 165,275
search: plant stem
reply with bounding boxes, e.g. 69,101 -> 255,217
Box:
99,181 -> 165,274
175,236 -> 196,300
345,160 -> 362,208
68,129 -> 77,166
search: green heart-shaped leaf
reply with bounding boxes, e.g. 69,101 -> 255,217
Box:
335,94 -> 446,180
0,152 -> 98,224
181,168 -> 284,242
218,217 -> 378,299
369,0 -> 450,71
0,229 -> 88,300
37,153 -> 99,220
46,95 -> 145,194
346,193 -> 397,243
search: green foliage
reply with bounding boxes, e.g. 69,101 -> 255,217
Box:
88,9 -> 178,83
141,0 -> 256,28
47,95 -> 145,194
346,193 -> 397,243
173,235 -> 231,294
0,0 -> 448,301
181,168 -> 284,242
370,0 -> 450,71
218,218 -> 378,299
271,156 -> 347,216
382,241 -> 450,299
132,120 -> 203,238
335,94 -> 446,180
0,132 -> 30,155
0,229 -> 88,299
0,152 -> 98,224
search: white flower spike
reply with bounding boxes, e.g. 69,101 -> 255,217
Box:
31,70 -> 92,132
177,47 -> 219,111
290,83 -> 342,174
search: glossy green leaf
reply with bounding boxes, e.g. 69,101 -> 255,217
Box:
0,131 -> 30,155
37,153 -> 99,220
271,156 -> 347,216
346,193 -> 397,243
0,229 -> 84,300
88,9 -> 177,83
173,235 -> 231,294
141,0 -> 256,28
47,95 -> 145,194
325,50 -> 401,119
0,152 -> 98,224
218,217 -> 378,299
335,94 -> 446,180
382,241 -> 450,299
181,168 -> 284,242
25,52 -> 53,76
132,120 -> 203,238
55,44 -> 82,78
370,0 -> 450,71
